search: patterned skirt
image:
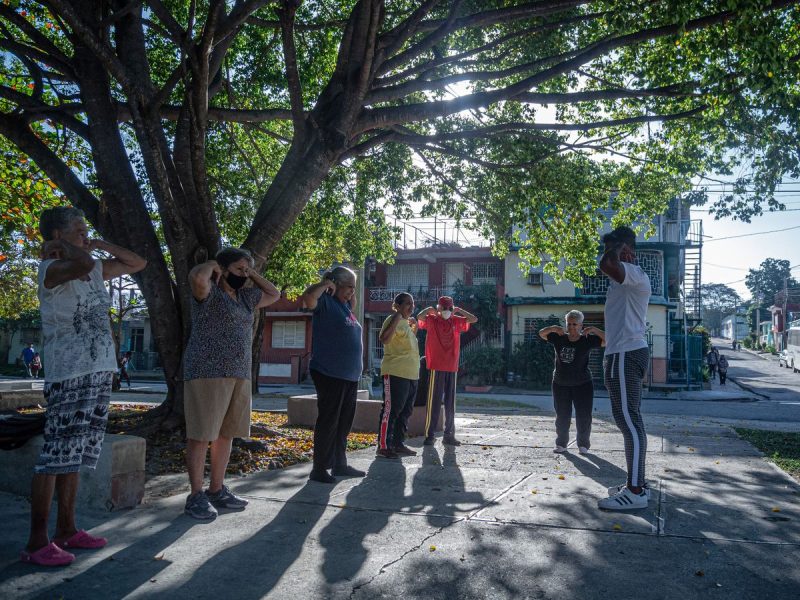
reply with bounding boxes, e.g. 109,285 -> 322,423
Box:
34,371 -> 114,475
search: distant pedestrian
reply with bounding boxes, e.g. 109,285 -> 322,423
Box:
539,310 -> 605,456
417,296 -> 478,447
119,351 -> 132,389
30,353 -> 42,379
20,343 -> 35,377
182,247 -> 281,520
706,348 -> 718,379
731,339 -> 738,351
718,355 -> 729,385
376,292 -> 420,459
597,226 -> 651,511
301,266 -> 366,484
22,206 -> 146,567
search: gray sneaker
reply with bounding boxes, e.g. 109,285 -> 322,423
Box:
184,491 -> 218,520
206,484 -> 248,510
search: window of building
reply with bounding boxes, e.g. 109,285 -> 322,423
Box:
387,263 -> 429,290
129,328 -> 144,353
442,262 -> 465,289
271,321 -> 306,349
472,262 -> 499,285
527,272 -> 543,286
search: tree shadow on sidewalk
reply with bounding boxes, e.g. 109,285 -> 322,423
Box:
171,480 -> 333,599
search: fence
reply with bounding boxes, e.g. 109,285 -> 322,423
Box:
491,331 -> 706,390
128,351 -> 162,373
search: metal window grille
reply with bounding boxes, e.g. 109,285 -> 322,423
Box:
472,262 -> 499,285
581,250 -> 663,296
387,263 -> 429,290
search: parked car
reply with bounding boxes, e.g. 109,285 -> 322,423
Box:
778,349 -> 791,368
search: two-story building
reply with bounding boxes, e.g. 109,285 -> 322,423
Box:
503,199 -> 703,387
362,244 -> 504,379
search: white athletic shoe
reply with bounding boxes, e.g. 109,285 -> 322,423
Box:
578,446 -> 589,455
598,486 -> 649,510
607,482 -> 652,500
553,445 -> 567,453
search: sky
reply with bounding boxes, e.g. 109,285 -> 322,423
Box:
695,188 -> 800,301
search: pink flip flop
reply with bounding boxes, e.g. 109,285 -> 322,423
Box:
55,530 -> 108,550
20,543 -> 75,566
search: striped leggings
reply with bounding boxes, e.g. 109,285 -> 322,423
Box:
603,348 -> 649,488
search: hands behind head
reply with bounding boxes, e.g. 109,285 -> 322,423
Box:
322,278 -> 336,294
41,239 -> 67,259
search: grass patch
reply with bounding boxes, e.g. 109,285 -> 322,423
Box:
456,396 -> 535,410
735,428 -> 800,481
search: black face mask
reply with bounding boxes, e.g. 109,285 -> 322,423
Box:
225,272 -> 248,290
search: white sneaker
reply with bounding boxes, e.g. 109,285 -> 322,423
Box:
598,486 -> 649,510
607,482 -> 652,500
553,445 -> 567,453
578,446 -> 589,455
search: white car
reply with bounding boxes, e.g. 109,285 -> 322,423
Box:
778,350 -> 791,368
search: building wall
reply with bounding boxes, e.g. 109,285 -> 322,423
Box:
503,251 -> 577,299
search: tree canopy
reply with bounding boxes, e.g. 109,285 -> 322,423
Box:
2,0 -> 799,414
745,258 -> 798,304
696,282 -> 742,334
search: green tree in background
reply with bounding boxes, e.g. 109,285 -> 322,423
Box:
2,1 -> 800,422
695,283 -> 742,335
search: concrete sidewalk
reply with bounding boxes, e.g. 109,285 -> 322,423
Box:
1,410 -> 798,599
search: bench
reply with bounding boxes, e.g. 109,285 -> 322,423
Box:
287,392 -> 443,436
0,433 -> 146,510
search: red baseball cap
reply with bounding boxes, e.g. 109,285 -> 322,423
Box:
438,296 -> 454,310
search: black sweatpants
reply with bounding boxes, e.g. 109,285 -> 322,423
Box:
425,369 -> 456,438
604,348 -> 649,488
378,375 -> 418,450
311,369 -> 358,473
552,380 -> 594,449
718,369 -> 727,385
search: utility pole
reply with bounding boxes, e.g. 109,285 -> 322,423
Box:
782,277 -> 789,351
755,288 -> 761,349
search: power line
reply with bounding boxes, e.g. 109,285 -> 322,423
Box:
703,224 -> 800,242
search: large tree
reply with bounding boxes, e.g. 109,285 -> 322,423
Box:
696,282 -> 742,335
745,257 -> 798,330
2,0 -> 799,422
745,258 -> 798,303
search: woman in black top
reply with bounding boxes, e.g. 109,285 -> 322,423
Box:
539,310 -> 605,455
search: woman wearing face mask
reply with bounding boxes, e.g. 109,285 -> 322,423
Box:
301,265 -> 365,483
376,292 -> 420,459
539,310 -> 605,455
182,247 -> 280,520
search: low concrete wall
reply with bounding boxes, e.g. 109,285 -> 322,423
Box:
0,380 -> 45,410
287,392 -> 443,436
0,433 -> 145,510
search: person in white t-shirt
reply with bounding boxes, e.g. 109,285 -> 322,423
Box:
21,207 -> 146,567
596,226 -> 652,511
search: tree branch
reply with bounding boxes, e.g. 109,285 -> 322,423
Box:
47,0 -> 141,99
0,112 -> 99,221
378,0 -> 587,76
278,0 -> 305,130
358,0 -> 793,132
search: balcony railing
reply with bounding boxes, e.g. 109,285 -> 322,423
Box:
367,286 -> 460,303
660,220 -> 703,245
